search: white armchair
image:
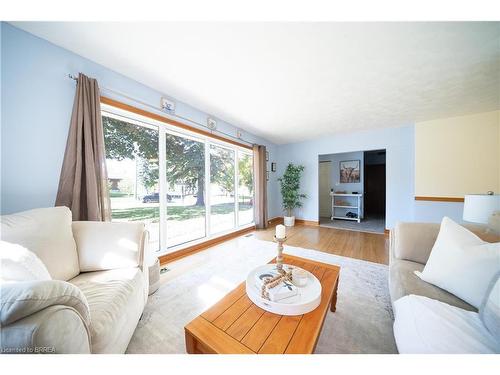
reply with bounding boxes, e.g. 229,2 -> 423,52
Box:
1,207 -> 149,354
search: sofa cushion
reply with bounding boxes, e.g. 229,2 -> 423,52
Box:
418,217 -> 500,308
69,268 -> 145,353
480,273 -> 500,341
0,241 -> 52,282
393,295 -> 499,353
389,258 -> 475,312
0,207 -> 80,281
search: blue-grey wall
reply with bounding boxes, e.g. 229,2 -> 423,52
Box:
274,126 -> 416,229
414,200 -> 464,223
0,23 -> 278,216
1,22 -> 464,226
273,125 -> 465,227
318,151 -> 365,195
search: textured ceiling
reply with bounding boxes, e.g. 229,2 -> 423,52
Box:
12,22 -> 500,144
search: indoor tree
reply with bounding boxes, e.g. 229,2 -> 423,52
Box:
278,163 -> 306,220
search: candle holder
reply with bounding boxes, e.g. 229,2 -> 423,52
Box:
273,235 -> 287,273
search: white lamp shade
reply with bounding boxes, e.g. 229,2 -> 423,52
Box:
463,194 -> 500,224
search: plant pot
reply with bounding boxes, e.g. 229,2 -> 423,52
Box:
284,216 -> 295,227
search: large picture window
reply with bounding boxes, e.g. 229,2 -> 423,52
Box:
102,104 -> 255,254
103,113 -> 160,251
210,144 -> 235,234
165,132 -> 206,248
238,152 -> 254,225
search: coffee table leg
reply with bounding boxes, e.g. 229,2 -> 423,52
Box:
185,330 -> 196,354
330,276 -> 339,312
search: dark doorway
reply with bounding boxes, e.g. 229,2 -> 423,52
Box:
363,150 -> 386,221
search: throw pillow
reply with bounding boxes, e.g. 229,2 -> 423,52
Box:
0,207 -> 80,281
416,217 -> 500,309
480,272 -> 500,342
0,240 -> 52,282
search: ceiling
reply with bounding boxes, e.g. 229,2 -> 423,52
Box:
12,22 -> 500,144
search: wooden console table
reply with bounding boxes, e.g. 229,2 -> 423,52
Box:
184,254 -> 340,354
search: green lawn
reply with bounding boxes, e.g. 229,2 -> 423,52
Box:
111,202 -> 252,222
109,191 -> 133,198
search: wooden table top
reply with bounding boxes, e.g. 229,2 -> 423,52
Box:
184,254 -> 340,354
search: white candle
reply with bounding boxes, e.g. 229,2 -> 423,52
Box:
275,224 -> 286,239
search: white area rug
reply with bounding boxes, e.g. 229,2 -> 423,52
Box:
126,235 -> 397,354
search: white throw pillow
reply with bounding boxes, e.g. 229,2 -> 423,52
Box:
416,217 -> 500,309
480,273 -> 500,341
0,207 -> 80,281
0,240 -> 52,282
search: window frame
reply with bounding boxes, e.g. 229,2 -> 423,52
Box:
236,149 -> 254,227
101,102 -> 255,257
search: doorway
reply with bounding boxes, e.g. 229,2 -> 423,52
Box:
363,149 -> 386,231
317,149 -> 386,234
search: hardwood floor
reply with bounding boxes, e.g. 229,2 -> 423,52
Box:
161,223 -> 389,267
162,220 -> 498,272
252,223 -> 388,265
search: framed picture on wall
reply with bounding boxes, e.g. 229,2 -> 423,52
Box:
271,162 -> 276,172
340,160 -> 360,183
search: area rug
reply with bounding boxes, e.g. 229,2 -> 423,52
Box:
126,235 -> 397,354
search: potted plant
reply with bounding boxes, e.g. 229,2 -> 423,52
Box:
278,163 -> 306,227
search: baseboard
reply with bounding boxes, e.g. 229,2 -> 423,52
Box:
295,218 -> 320,226
267,217 -> 283,225
268,216 -> 319,226
159,225 -> 255,266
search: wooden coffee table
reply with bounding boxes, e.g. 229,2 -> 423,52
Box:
184,254 -> 340,354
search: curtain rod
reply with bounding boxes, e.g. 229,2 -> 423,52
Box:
68,74 -> 255,147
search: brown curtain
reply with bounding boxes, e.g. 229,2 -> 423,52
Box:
253,144 -> 268,229
55,73 -> 111,221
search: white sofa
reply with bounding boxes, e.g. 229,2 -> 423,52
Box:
389,222 -> 499,353
0,207 -> 149,354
